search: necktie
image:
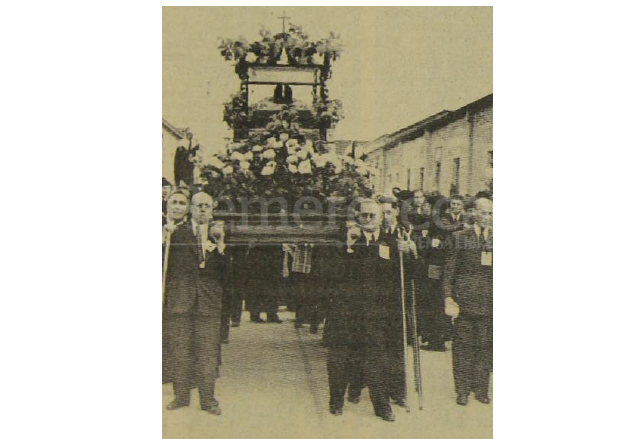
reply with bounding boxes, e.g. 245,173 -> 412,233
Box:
196,225 -> 205,264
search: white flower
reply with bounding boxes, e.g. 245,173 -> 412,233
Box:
261,165 -> 275,176
243,151 -> 254,161
288,164 -> 298,173
267,137 -> 277,146
298,160 -> 312,174
286,138 -> 298,148
280,132 -> 290,142
230,151 -> 244,161
252,145 -> 263,152
325,153 -> 339,165
355,158 -> 365,168
265,160 -> 276,167
240,161 -> 250,170
263,149 -> 276,159
272,140 -> 284,149
344,156 -> 354,165
312,155 -> 327,168
296,149 -> 309,160
222,165 -> 234,175
286,155 -> 299,164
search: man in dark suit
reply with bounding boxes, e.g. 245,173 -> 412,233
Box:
163,190 -> 228,415
379,197 -> 414,408
443,195 -> 466,232
413,194 -> 453,352
325,199 -> 416,422
443,197 -> 493,406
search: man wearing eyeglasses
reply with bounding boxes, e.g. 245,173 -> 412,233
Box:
163,190 -> 228,415
325,198 -> 416,422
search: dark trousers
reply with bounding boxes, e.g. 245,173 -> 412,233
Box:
386,343 -> 406,401
418,277 -> 453,343
166,315 -> 220,408
245,278 -> 279,319
363,345 -> 393,416
327,345 -> 365,410
292,273 -> 326,326
452,313 -> 493,397
221,287 -> 243,340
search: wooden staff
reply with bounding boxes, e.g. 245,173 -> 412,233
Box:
398,242 -> 411,413
162,220 -> 173,306
410,278 -> 424,410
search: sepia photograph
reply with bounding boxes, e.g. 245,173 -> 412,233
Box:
163,6 -> 492,438
6,4 -> 638,439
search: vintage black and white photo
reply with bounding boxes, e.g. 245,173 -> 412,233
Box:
163,6 -> 492,438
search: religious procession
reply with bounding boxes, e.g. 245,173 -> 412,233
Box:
162,8 -> 493,433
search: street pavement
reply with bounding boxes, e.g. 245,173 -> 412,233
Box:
163,310 -> 492,439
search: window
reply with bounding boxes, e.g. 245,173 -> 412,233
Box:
488,151 -> 493,168
420,167 -> 425,190
407,169 -> 411,190
435,162 -> 442,191
451,158 -> 461,195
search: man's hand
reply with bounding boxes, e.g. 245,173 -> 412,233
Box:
397,228 -> 417,256
346,226 -> 361,249
163,222 -> 176,234
210,223 -> 225,243
445,297 -> 460,319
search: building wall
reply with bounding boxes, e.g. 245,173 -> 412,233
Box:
368,100 -> 492,197
469,106 -> 493,194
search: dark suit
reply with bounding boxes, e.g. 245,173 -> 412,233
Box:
163,221 -> 228,408
443,227 -> 493,398
243,243 -> 283,320
325,230 -> 413,416
413,217 -> 453,346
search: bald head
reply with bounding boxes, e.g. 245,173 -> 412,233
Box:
475,197 -> 493,228
191,192 -> 214,224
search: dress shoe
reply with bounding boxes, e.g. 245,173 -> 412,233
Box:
475,394 -> 491,404
166,400 -> 189,410
377,411 -> 395,422
267,317 -> 283,324
456,394 -> 469,406
329,407 -> 343,416
251,317 -> 266,323
347,395 -> 360,404
203,406 -> 222,415
391,398 -> 407,408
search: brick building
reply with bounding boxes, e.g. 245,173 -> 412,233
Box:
365,94 -> 493,197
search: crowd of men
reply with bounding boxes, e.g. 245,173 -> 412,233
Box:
162,177 -> 493,422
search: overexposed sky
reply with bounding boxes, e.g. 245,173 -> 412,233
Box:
163,6 -> 492,154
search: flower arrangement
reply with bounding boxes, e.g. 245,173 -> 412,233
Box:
218,26 -> 343,66
313,99 -> 344,128
222,91 -> 248,129
200,108 -> 372,209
